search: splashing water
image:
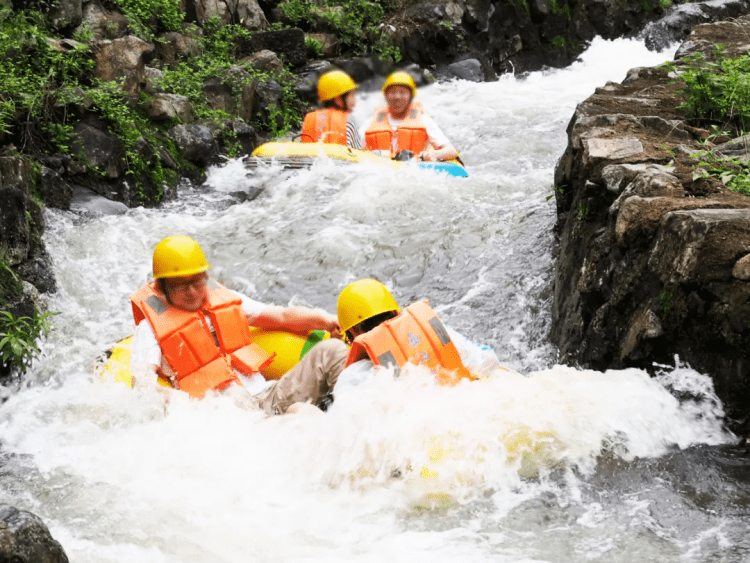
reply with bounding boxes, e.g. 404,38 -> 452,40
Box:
2,38 -> 747,563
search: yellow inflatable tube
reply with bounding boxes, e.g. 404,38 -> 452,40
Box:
96,329 -> 330,388
248,328 -> 329,380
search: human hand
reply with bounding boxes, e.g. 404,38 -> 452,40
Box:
322,312 -> 342,339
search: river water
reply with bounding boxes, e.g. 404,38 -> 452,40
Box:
1,37 -> 749,562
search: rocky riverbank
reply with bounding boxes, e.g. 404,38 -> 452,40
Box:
2,0 -> 750,350
2,1 -> 750,557
552,15 -> 750,434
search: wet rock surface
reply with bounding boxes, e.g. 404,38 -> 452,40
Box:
0,505 -> 68,563
552,15 -> 750,434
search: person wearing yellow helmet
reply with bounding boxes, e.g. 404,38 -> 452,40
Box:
301,69 -> 362,149
333,279 -> 506,393
129,235 -> 348,412
363,71 -> 459,162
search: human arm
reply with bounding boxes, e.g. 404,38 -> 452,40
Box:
247,305 -> 342,340
418,115 -> 459,161
129,320 -> 162,388
446,325 -> 502,378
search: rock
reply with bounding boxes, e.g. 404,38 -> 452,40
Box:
714,135 -> 750,163
39,166 -> 74,210
583,137 -> 644,165
621,306 -> 663,360
143,66 -> 164,94
641,0 -> 750,52
441,58 -> 484,82
203,78 -> 235,114
188,0 -> 268,29
71,123 -> 126,179
75,1 -> 128,40
240,49 -> 284,73
649,208 -> 750,284
167,124 -> 219,167
550,15 -> 750,434
732,253 -> 750,280
305,33 -> 340,58
142,93 -> 194,122
253,79 -> 283,131
90,36 -> 154,96
154,31 -> 202,64
70,186 -> 129,216
0,505 -> 69,563
238,28 -> 307,67
13,251 -> 57,294
49,0 -> 82,30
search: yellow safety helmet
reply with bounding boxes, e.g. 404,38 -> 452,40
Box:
317,70 -> 358,103
152,235 -> 210,279
337,279 -> 401,332
382,71 -> 417,97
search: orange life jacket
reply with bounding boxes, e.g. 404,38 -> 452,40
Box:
364,102 -> 429,156
301,108 -> 349,145
130,280 -> 274,399
345,300 -> 471,385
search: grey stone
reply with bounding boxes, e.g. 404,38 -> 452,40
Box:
71,187 -> 128,215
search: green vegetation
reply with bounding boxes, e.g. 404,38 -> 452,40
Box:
278,0 -> 401,60
549,0 -> 572,19
159,19 -> 305,134
552,35 -> 566,48
0,9 -> 175,201
667,46 -> 750,131
113,0 -> 184,42
664,46 -> 750,197
0,7 -> 307,204
305,35 -> 324,58
508,0 -> 531,16
691,149 -> 750,195
0,10 -> 94,154
659,285 -> 675,318
0,309 -> 56,374
573,200 -> 588,233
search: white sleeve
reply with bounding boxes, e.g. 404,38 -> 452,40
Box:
422,114 -> 451,149
446,325 -> 501,376
130,320 -> 162,381
335,359 -> 374,392
228,288 -> 267,318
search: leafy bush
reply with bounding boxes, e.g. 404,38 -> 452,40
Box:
112,0 -> 184,42
665,46 -> 750,197
0,10 -> 94,154
691,149 -> 750,196
158,21 -> 304,134
0,309 -> 56,374
278,0 -> 400,59
666,46 -> 750,132
305,35 -> 324,58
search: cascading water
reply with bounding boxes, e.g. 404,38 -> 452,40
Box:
1,37 -> 748,563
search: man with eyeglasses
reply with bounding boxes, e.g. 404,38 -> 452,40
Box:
129,235 -> 348,413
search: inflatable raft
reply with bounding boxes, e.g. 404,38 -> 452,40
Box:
245,142 -> 469,178
95,328 -> 330,389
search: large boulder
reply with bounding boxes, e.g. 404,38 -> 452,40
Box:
90,36 -> 154,96
0,505 -> 69,563
167,124 -> 220,167
551,15 -> 750,433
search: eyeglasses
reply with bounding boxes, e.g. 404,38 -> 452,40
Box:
166,275 -> 207,294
